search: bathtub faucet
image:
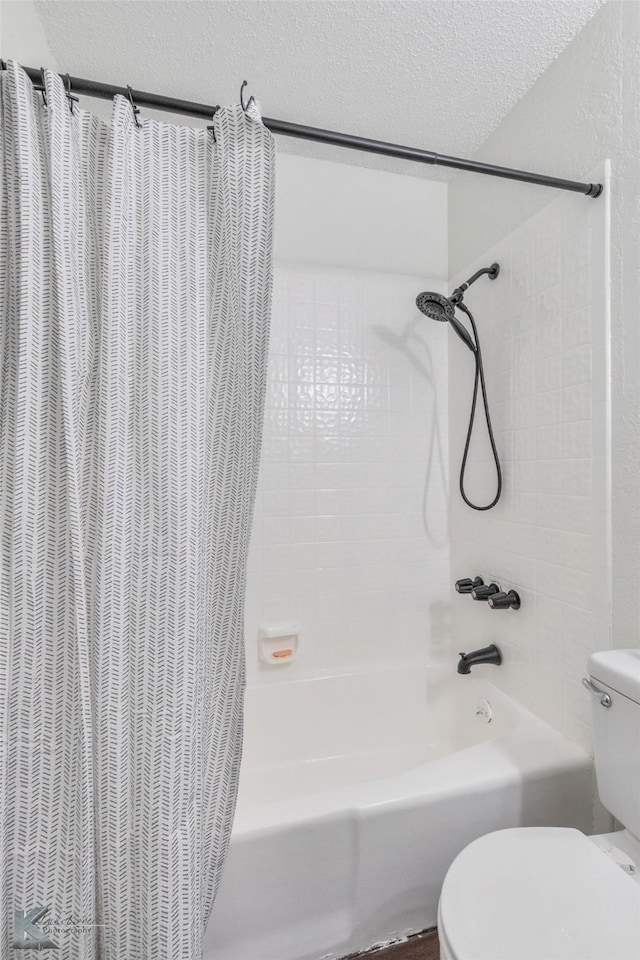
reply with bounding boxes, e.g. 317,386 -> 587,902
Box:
457,644 -> 502,674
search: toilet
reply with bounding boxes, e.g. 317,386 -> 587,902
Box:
438,649 -> 640,960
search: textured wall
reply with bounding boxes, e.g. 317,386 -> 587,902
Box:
448,173 -> 610,755
0,0 -> 58,66
245,153 -> 449,682
245,262 -> 450,681
449,1 -> 640,658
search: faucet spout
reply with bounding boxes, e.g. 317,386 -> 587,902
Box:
457,644 -> 502,674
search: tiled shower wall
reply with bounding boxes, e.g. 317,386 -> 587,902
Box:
448,167 -> 610,754
245,263 -> 450,681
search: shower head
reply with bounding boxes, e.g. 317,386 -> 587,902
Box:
415,291 -> 476,353
415,291 -> 455,323
416,262 -> 499,355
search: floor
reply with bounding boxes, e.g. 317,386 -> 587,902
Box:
346,929 -> 440,960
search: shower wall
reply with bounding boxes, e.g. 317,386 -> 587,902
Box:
449,0 -> 640,661
245,155 -> 450,681
446,0 -> 640,761
448,170 -> 610,756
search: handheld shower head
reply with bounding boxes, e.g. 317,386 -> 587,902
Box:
415,291 -> 455,323
415,291 -> 476,353
415,262 -> 503,512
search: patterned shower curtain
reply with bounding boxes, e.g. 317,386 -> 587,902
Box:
0,61 -> 274,959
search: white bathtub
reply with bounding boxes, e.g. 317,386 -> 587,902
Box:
205,662 -> 592,960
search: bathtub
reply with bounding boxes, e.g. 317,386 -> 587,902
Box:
205,662 -> 592,960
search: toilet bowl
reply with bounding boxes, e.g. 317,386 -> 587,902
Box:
438,649 -> 640,960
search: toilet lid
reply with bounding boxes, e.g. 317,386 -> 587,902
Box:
439,827 -> 640,960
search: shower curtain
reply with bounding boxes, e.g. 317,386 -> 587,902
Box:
0,62 -> 274,959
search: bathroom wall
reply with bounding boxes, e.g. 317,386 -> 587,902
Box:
448,0 -> 640,661
448,169 -> 610,755
0,0 -> 58,67
245,155 -> 450,681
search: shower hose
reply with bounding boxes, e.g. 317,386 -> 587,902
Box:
457,302 -> 502,511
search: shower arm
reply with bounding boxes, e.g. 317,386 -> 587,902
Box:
450,263 -> 500,304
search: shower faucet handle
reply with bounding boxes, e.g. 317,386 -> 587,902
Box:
488,590 -> 521,610
455,577 -> 484,594
471,583 -> 500,601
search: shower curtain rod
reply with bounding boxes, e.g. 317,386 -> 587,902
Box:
19,65 -> 603,198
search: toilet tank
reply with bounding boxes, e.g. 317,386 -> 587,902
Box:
588,649 -> 640,839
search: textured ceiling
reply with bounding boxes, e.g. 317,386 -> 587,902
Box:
33,0 -> 603,179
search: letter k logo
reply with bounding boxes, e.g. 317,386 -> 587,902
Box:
14,905 -> 58,950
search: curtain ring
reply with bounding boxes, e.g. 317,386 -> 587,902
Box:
35,66 -> 47,106
126,85 -> 141,128
207,105 -> 220,143
240,80 -> 255,114
64,73 -> 79,113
